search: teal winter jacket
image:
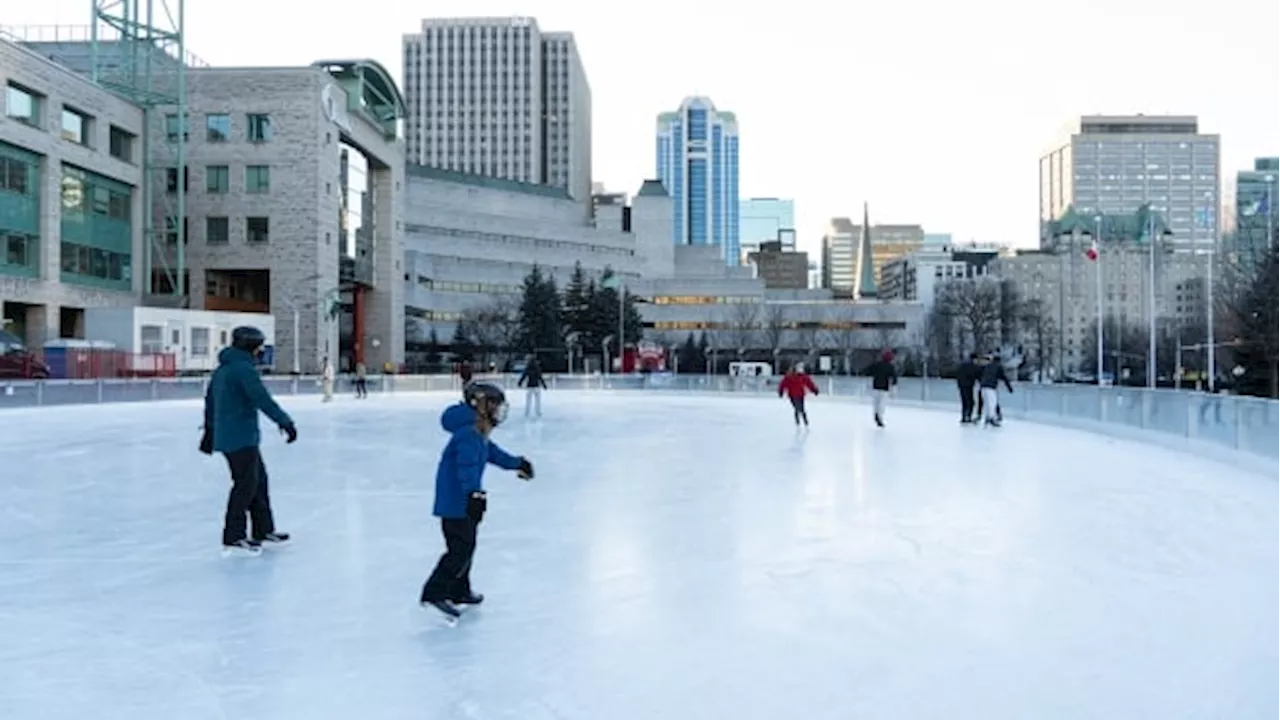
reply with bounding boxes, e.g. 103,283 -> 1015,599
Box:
203,347 -> 294,453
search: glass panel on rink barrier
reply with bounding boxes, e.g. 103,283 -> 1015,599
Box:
0,374 -> 1274,460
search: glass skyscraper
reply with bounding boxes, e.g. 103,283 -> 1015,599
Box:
655,97 -> 740,265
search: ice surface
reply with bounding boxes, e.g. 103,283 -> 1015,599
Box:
0,390 -> 1275,720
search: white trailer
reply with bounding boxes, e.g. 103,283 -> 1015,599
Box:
83,308 -> 276,373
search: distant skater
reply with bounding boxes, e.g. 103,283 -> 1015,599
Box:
459,360 -> 474,390
353,361 -> 368,399
865,349 -> 898,428
517,356 -> 548,419
200,326 -> 299,557
421,383 -> 535,621
978,352 -> 1014,427
777,363 -> 819,427
321,357 -> 335,402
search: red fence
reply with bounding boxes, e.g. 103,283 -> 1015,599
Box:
15,348 -> 178,379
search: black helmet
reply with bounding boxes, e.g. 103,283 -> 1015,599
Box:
463,381 -> 509,426
231,326 -> 266,354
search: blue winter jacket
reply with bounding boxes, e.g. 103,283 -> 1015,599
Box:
433,403 -> 522,519
203,347 -> 294,453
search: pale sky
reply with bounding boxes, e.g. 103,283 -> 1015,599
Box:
8,0 -> 1279,255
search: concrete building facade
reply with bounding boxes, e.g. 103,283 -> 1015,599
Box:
147,61 -> 406,373
879,245 -> 1001,304
401,17 -> 592,202
1039,115 -> 1221,251
747,240 -> 808,290
1233,156 -> 1278,268
0,37 -> 145,346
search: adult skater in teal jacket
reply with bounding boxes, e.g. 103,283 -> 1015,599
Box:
199,326 -> 297,557
421,382 -> 534,619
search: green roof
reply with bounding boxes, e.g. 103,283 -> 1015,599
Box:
1049,204 -> 1174,245
636,180 -> 668,197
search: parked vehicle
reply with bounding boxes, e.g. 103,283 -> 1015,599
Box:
0,330 -> 50,379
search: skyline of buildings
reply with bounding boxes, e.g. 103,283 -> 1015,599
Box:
655,96 -> 741,265
400,17 -> 593,202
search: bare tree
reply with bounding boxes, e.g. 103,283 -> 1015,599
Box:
462,295 -> 520,365
934,280 -> 1002,354
822,304 -> 861,374
796,306 -> 827,364
922,303 -> 957,371
725,301 -> 760,357
761,303 -> 790,356
1017,297 -> 1056,378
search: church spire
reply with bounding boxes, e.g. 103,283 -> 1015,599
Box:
857,201 -> 878,299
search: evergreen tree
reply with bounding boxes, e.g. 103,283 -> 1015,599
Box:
425,328 -> 442,364
562,262 -> 591,341
678,333 -> 700,374
450,322 -> 474,361
517,265 -> 566,361
591,267 -> 645,353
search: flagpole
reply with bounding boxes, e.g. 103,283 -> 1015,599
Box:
1206,241 -> 1215,390
1095,215 -> 1104,386
1147,209 -> 1157,389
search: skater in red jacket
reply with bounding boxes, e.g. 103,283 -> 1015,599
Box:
777,363 -> 820,426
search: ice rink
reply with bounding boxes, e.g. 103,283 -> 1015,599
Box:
0,390 -> 1276,720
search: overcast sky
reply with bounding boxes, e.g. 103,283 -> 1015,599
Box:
8,0 -> 1279,254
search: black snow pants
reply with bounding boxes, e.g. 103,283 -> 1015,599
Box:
222,446 -> 276,545
421,517 -> 480,602
789,396 -> 809,425
959,383 -> 976,421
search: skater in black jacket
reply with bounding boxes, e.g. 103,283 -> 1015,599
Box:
955,353 -> 980,423
517,356 -> 548,419
864,349 -> 898,427
978,353 -> 1014,427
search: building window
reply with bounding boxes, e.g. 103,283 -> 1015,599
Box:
109,126 -> 134,162
165,167 -> 189,193
206,165 -> 229,193
61,106 -> 92,146
247,114 -> 272,142
0,152 -> 33,195
246,216 -> 269,244
205,113 -> 230,142
206,216 -> 229,245
4,83 -> 41,126
2,232 -> 39,277
191,327 -> 210,357
59,165 -> 133,290
164,216 -> 189,245
165,113 -> 189,141
245,165 -> 269,193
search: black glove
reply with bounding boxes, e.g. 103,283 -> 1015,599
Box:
198,428 -> 213,455
280,424 -> 298,444
517,458 -> 534,480
466,490 -> 487,523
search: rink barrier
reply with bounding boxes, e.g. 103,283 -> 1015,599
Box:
1,373 -> 1276,465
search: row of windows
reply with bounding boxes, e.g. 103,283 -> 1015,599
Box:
6,82 -> 137,163
649,295 -> 759,305
160,216 -> 272,245
60,170 -> 131,223
407,223 -> 634,258
60,242 -> 131,284
166,113 -> 273,143
650,320 -> 909,332
416,277 -> 521,294
165,165 -> 272,194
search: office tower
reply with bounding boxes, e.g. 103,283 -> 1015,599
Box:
739,197 -> 795,258
655,97 -> 740,264
401,17 -> 592,200
1233,157 -> 1278,267
1039,115 -> 1220,249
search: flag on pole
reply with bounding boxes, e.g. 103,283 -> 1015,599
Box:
1243,188 -> 1271,217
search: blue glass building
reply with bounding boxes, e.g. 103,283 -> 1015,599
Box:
740,197 -> 795,248
655,97 -> 740,265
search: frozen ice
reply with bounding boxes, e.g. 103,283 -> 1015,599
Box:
0,390 -> 1275,720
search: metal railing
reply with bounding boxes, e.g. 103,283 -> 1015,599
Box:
1,374 -> 1275,463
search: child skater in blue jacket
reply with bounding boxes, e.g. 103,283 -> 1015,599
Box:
421,382 -> 534,619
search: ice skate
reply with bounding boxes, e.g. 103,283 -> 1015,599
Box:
222,539 -> 263,557
256,532 -> 291,547
450,592 -> 484,605
874,414 -> 884,428
421,598 -> 462,624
